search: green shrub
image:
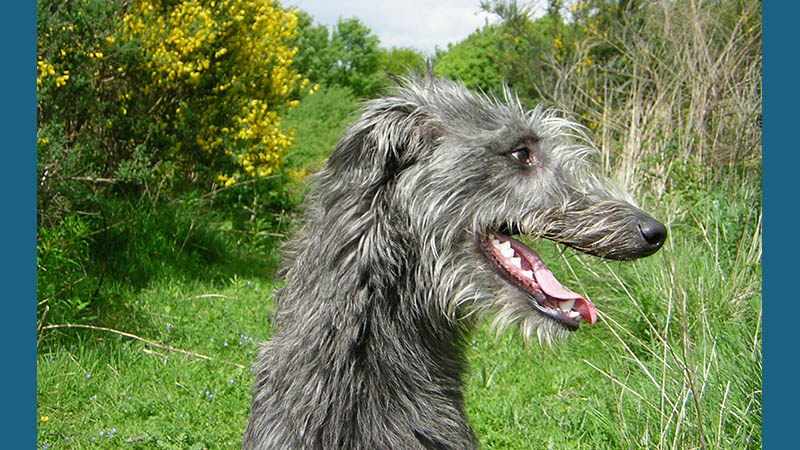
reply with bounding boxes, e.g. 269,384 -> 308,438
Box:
37,0 -> 312,328
118,0 -> 311,186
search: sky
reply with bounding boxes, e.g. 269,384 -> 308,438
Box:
284,0 -> 502,56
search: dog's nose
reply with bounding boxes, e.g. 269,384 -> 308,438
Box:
639,218 -> 667,249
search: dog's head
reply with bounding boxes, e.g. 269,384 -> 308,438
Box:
314,74 -> 665,339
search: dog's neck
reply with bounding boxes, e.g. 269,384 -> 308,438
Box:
246,216 -> 479,449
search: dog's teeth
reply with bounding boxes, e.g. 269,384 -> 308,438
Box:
520,270 -> 534,279
509,257 -> 522,268
558,300 -> 575,311
568,310 -> 581,320
497,241 -> 511,252
491,239 -> 501,247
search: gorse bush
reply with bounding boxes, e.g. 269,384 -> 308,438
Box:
119,0 -> 312,187
37,0 -> 309,220
37,0 -> 312,327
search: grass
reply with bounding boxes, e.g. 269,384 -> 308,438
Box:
461,175 -> 762,449
37,86 -> 760,449
37,225 -> 280,448
36,172 -> 761,449
36,0 -> 761,446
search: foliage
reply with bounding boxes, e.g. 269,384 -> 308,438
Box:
434,25 -> 505,94
328,17 -> 384,97
37,0 -> 310,329
37,213 -> 96,326
38,0 -> 309,198
291,13 -> 391,98
37,0 -> 129,230
119,0 -> 309,186
282,85 -> 359,171
478,0 -> 762,192
379,46 -> 427,78
290,10 -> 336,87
476,0 -> 563,101
291,13 -> 426,97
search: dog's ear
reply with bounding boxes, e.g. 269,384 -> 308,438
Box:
326,99 -> 438,187
316,99 -> 439,279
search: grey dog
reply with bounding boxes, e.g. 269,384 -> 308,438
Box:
242,74 -> 666,449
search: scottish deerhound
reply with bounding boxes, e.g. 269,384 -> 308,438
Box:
242,74 -> 666,449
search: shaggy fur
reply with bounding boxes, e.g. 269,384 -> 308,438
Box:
242,74 -> 665,449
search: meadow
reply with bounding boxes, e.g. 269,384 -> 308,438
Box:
38,88 -> 761,449
37,1 -> 761,448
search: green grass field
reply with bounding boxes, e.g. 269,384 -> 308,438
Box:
35,0 -> 761,446
36,169 -> 761,449
37,71 -> 761,449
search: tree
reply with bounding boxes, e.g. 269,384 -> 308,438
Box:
329,17 -> 383,97
290,14 -> 384,98
434,25 -> 504,94
291,10 -> 336,86
478,0 -> 563,102
379,46 -> 426,77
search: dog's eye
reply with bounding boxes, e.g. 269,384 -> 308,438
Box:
509,146 -> 534,166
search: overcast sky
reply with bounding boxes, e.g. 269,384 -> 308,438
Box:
284,1 -> 502,56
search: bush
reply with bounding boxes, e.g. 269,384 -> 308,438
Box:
37,0 -> 312,327
117,0 -> 311,186
434,25 -> 505,94
37,0 -> 310,223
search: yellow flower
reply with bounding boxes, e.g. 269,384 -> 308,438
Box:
40,416 -> 49,423
55,73 -> 70,88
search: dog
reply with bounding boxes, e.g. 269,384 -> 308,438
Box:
242,74 -> 666,449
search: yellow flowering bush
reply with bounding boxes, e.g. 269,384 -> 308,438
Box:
37,0 -> 308,197
37,0 -> 312,326
119,0 -> 309,185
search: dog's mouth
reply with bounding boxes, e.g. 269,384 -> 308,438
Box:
478,231 -> 597,331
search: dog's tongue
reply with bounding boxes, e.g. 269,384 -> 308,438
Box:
531,260 -> 597,324
495,234 -> 598,325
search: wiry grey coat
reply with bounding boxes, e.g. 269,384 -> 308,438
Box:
242,74 -> 665,449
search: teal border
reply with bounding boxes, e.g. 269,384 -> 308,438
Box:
762,2 -> 788,448
4,1 -> 36,446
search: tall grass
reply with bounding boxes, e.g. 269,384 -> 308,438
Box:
457,3 -> 762,446
580,176 -> 760,449
461,171 -> 761,449
537,4 -> 764,444
543,0 -> 761,194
